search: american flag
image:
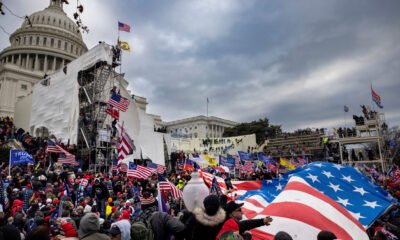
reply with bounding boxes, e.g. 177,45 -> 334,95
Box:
105,104 -> 119,120
47,140 -> 79,166
159,177 -> 183,199
118,21 -> 131,32
118,162 -> 128,173
371,85 -> 383,109
147,162 -> 166,174
210,176 -> 223,196
117,124 -> 135,161
108,93 -> 130,112
111,159 -> 119,172
237,162 -> 396,239
250,176 -> 369,240
240,160 -> 254,173
127,162 -> 153,179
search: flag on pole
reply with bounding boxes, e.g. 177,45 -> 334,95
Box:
344,105 -> 349,112
118,21 -> 131,32
10,150 -> 35,166
46,140 -> 79,166
159,176 -> 183,199
127,162 -> 153,179
210,176 -> 223,196
117,124 -> 135,161
108,93 -> 130,112
147,162 -> 166,174
238,151 -> 254,161
118,40 -> 131,52
371,85 -> 383,109
105,104 -> 119,120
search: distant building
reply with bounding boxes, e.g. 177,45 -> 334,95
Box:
0,0 -> 88,117
162,115 -> 238,139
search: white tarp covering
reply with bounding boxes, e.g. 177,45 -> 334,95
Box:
30,43 -> 113,144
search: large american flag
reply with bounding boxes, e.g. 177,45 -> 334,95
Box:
46,140 -> 79,166
147,162 -> 166,174
236,162 -> 396,239
108,93 -> 130,112
117,124 -> 135,161
250,176 -> 369,240
159,178 -> 183,199
127,162 -> 153,179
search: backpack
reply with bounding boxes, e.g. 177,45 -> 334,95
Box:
130,215 -> 154,240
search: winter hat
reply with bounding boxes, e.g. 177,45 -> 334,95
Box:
78,213 -> 100,238
203,195 -> 221,216
225,201 -> 244,216
274,231 -> 293,240
83,205 -> 92,214
119,210 -> 130,220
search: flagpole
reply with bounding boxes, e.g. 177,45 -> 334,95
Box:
206,97 -> 208,118
8,149 -> 11,177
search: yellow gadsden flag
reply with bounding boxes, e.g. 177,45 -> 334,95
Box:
280,158 -> 288,167
202,154 -> 217,166
118,40 -> 131,52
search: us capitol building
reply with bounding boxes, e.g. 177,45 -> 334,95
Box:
0,0 -> 87,117
0,0 -> 238,138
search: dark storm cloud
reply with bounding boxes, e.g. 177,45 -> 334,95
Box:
1,0 -> 399,131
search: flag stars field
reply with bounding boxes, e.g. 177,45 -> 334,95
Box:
306,173 -> 320,183
353,186 -> 368,196
363,200 -> 381,209
337,197 -> 353,207
341,175 -> 355,183
328,182 -> 343,193
322,170 -> 334,179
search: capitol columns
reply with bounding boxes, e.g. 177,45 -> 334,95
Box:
34,54 -> 39,71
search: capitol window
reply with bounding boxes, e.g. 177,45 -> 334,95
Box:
43,37 -> 47,46
51,38 -> 54,47
58,40 -> 61,48
64,42 -> 68,51
21,84 -> 27,90
36,36 -> 40,45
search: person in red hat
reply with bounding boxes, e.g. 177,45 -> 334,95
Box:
217,201 -> 272,239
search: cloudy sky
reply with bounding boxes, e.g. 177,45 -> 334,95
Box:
1,0 -> 399,131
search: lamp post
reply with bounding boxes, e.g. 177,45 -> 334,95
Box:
182,171 -> 209,212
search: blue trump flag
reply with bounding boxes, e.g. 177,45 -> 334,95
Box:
219,155 -> 236,168
238,151 -> 254,161
10,150 -> 35,166
238,162 -> 397,227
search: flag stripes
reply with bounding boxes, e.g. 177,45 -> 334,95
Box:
159,180 -> 183,199
108,93 -> 130,112
245,177 -> 368,240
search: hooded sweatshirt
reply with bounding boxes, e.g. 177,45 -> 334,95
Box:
111,219 -> 131,240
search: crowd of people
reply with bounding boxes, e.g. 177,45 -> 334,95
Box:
1,116 -> 400,240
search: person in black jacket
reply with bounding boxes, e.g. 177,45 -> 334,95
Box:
179,195 -> 226,240
91,178 -> 109,219
217,201 -> 272,239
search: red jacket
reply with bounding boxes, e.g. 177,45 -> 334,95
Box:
61,222 -> 78,237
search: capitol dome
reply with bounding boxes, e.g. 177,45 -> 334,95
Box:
0,0 -> 88,74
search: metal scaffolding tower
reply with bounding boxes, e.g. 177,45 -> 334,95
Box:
76,60 -> 119,173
